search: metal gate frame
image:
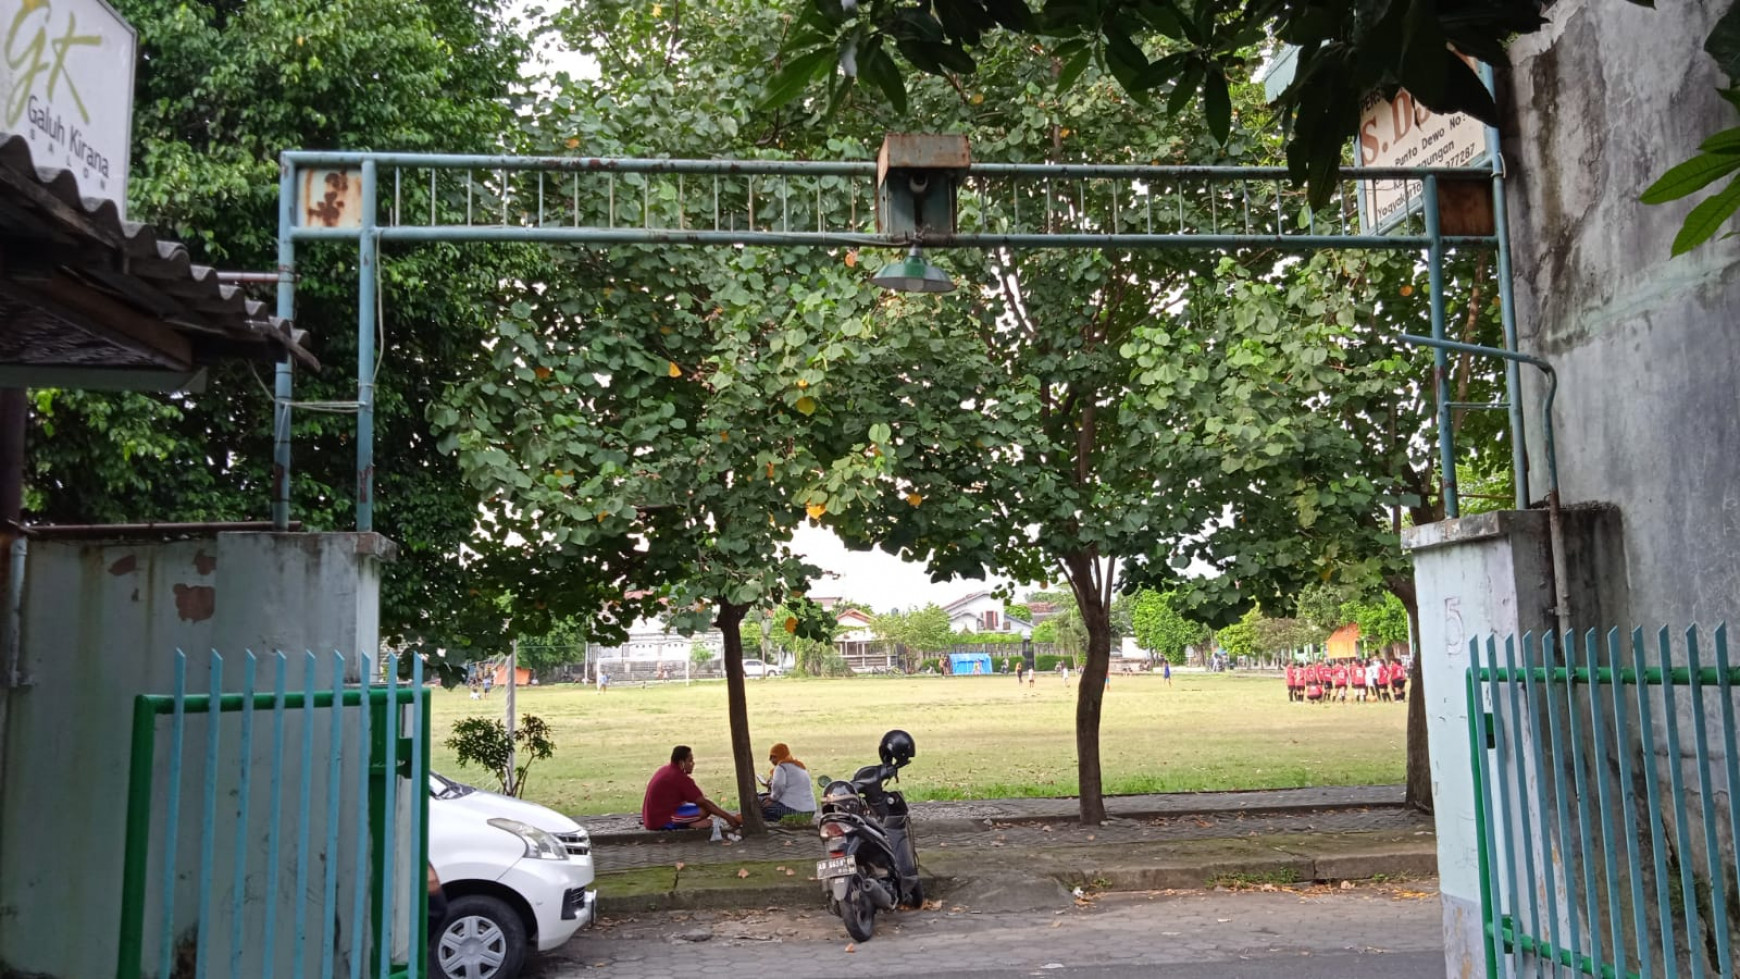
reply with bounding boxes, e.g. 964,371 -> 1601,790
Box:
1467,627 -> 1740,979
265,125 -> 1526,537
116,651 -> 430,979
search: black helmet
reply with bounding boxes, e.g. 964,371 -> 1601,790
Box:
880,729 -> 916,767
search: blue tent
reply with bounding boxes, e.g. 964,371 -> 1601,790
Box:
947,652 -> 992,676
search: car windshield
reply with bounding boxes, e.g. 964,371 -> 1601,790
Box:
428,772 -> 475,800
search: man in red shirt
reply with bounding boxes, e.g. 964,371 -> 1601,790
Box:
642,745 -> 742,831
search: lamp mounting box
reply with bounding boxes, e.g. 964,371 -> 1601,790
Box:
876,134 -> 969,238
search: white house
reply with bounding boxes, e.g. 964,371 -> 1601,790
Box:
586,615 -> 724,666
942,591 -> 1033,637
835,607 -> 876,644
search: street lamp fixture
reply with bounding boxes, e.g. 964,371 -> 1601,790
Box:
870,246 -> 955,294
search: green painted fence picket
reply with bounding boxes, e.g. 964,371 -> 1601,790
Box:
116,650 -> 430,979
1469,627 -> 1740,979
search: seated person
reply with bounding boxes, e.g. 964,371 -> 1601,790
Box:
642,745 -> 741,831
757,742 -> 819,822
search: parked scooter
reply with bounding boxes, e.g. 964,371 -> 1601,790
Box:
814,730 -> 923,941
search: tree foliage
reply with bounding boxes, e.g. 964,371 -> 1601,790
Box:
439,0 -> 905,833
872,604 -> 955,651
768,0 -> 1550,206
1216,607 -> 1260,660
1342,591 -> 1411,648
25,0 -> 535,668
1128,590 -> 1208,664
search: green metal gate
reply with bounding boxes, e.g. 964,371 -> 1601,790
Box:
116,650 -> 430,979
1468,627 -> 1740,978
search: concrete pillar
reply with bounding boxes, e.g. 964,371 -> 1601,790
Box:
1404,510 -> 1558,979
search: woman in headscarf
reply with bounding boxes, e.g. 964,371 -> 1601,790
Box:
758,742 -> 818,822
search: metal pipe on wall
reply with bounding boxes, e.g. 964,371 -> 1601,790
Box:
274,158 -> 297,532
1424,176 -> 1459,519
1401,334 -> 1570,641
356,159 -> 379,533
1482,62 -> 1531,510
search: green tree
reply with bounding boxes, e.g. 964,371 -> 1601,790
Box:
1216,607 -> 1260,661
691,641 -> 717,668
873,604 -> 954,652
817,34 -> 1417,824
1293,582 -> 1348,638
26,0 -> 538,670
1342,592 -> 1411,651
1128,590 -> 1208,665
1252,615 -> 1316,657
516,616 -> 591,673
439,0 -> 889,833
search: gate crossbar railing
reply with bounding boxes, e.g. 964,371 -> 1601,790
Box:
274,150 -> 1511,535
282,151 -> 1498,250
117,650 -> 431,979
1468,626 -> 1740,979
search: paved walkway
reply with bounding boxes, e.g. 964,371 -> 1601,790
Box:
531,883 -> 1445,979
593,788 -> 1422,873
585,784 -> 1403,839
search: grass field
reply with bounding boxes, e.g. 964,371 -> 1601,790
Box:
429,671 -> 1407,817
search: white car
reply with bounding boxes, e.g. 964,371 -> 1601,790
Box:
743,658 -> 784,678
429,772 -> 596,979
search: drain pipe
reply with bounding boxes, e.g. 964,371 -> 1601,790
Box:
1400,335 -> 1569,644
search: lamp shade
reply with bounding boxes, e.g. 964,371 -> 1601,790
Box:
870,247 -> 955,293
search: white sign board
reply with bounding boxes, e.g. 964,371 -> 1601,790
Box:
1,0 -> 137,217
1356,85 -> 1489,233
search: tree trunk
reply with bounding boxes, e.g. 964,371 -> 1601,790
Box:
1065,554 -> 1113,826
715,601 -> 766,835
1387,574 -> 1433,813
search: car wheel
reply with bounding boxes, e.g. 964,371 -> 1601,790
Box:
433,894 -> 527,979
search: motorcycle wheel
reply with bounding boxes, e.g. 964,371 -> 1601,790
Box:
841,877 -> 877,942
902,879 -> 924,909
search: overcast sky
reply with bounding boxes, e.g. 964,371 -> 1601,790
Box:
789,525 -> 1018,614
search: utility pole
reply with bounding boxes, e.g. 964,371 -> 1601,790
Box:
504,639 -> 518,796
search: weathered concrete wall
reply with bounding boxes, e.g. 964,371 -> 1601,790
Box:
1503,4 -> 1740,974
1506,0 -> 1740,629
0,531 -> 393,978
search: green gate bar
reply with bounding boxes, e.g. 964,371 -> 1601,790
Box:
1469,626 -> 1740,978
116,652 -> 430,979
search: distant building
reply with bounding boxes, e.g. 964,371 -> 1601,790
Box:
1325,624 -> 1361,660
835,607 -> 875,644
587,615 -> 724,667
942,591 -> 1033,637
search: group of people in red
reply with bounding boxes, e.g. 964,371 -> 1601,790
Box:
1285,658 -> 1408,704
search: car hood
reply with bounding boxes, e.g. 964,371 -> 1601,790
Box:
434,778 -> 583,834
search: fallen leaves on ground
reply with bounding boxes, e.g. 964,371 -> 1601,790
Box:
844,943 -> 856,953
922,900 -> 943,911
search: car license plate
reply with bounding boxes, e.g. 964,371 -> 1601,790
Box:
816,855 -> 856,880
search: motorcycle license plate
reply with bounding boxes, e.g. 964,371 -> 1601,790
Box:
816,855 -> 856,880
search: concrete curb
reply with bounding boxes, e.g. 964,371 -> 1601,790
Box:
588,800 -> 1408,846
593,833 -> 1437,914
